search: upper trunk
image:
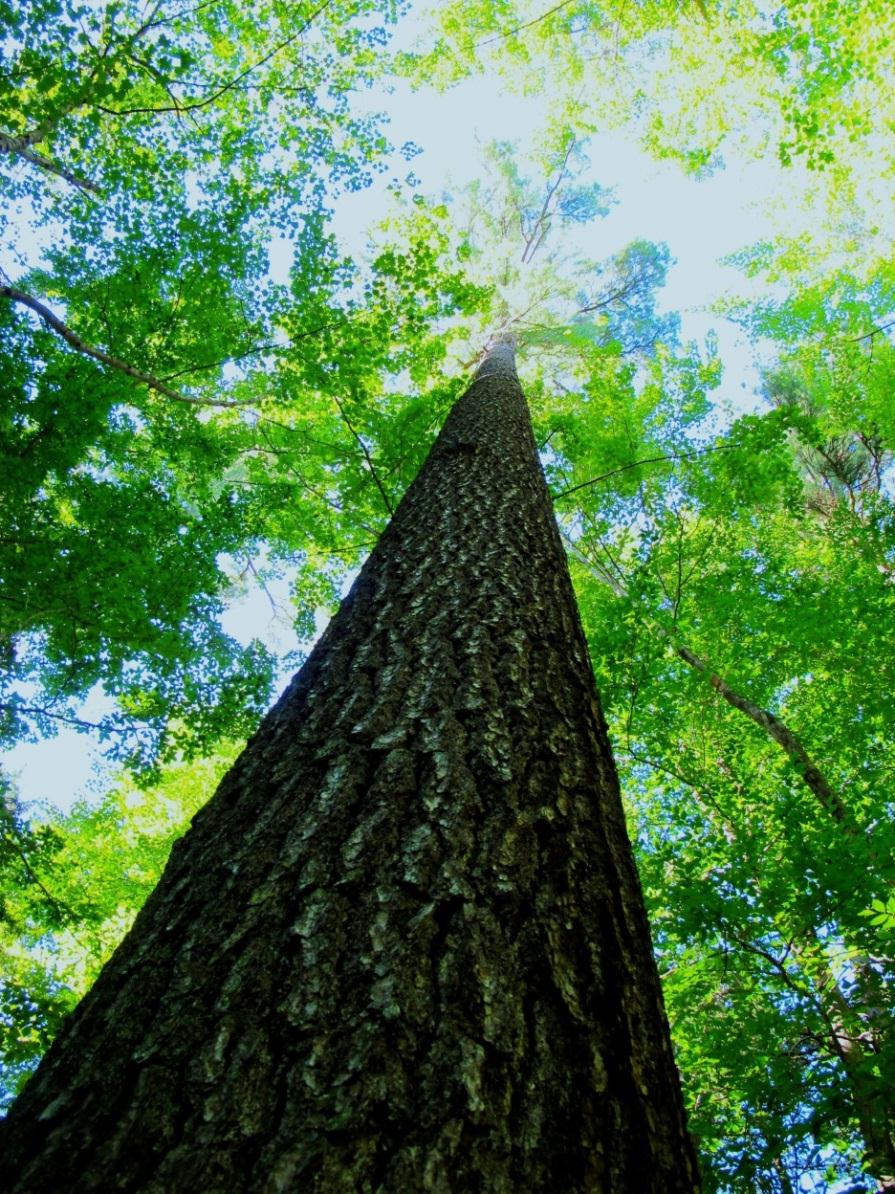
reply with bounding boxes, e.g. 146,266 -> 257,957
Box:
0,344 -> 699,1192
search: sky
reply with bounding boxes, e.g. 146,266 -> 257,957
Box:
338,73 -> 783,380
3,30 -> 803,816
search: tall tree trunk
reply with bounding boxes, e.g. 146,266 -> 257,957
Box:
0,343 -> 699,1192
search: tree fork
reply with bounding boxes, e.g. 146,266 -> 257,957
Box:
0,343 -> 699,1192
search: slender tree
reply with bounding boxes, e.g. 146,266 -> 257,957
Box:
0,342 -> 698,1192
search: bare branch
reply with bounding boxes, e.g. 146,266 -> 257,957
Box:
576,279 -> 638,315
333,395 -> 395,515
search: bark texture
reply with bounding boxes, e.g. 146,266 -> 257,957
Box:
0,344 -> 699,1192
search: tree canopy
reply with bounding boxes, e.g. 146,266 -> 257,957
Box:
2,1 -> 894,1190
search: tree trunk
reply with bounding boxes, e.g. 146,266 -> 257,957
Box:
0,343 -> 699,1192
803,930 -> 895,1190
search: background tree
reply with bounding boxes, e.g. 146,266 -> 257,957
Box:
0,749 -> 238,1106
0,0 -> 422,766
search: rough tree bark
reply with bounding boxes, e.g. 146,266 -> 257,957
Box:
0,343 -> 699,1192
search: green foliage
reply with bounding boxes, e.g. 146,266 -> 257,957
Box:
0,0 -> 496,769
404,0 -> 895,176
432,137 -> 678,370
562,315 -> 895,1188
0,748 -> 238,1108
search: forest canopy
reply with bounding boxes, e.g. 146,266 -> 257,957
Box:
1,1 -> 894,1190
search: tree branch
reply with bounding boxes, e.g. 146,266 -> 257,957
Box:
725,931 -> 807,1000
551,444 -> 735,501
565,533 -> 849,824
673,644 -> 848,823
0,820 -> 84,926
0,133 -> 102,196
159,342 -> 280,382
0,700 -> 108,735
95,0 -> 335,118
1,284 -> 253,408
333,395 -> 395,515
845,318 -> 895,344
476,0 -> 576,48
520,135 -> 576,265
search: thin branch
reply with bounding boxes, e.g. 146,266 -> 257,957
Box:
576,278 -> 638,315
551,444 -> 735,501
845,318 -> 895,344
622,744 -> 738,836
674,644 -> 848,823
96,0 -> 334,118
5,6 -> 152,158
521,135 -> 576,265
159,342 -> 280,382
0,825 -> 83,925
476,0 -> 576,48
1,700 -> 108,735
255,421 -> 381,538
333,395 -> 395,516
243,557 -> 285,619
566,534 -> 850,825
1,284 -> 253,408
256,416 -> 351,458
4,0 -> 330,182
725,931 -> 807,1000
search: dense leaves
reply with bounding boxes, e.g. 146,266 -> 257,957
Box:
0,0 -> 415,765
405,0 -> 895,175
